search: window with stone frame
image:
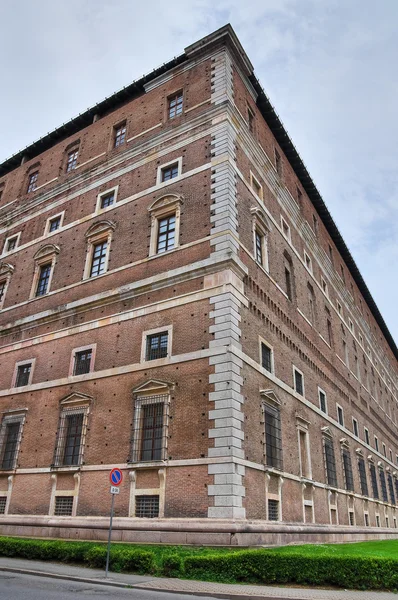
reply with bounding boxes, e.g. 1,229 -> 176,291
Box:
379,466 -> 388,502
0,412 -> 26,470
388,472 -> 396,505
341,446 -> 354,491
30,244 -> 59,299
4,234 -> 20,253
66,148 -> 79,173
53,393 -> 92,468
114,122 -> 126,148
262,393 -> 283,470
369,461 -> 379,499
293,367 -> 304,396
358,456 -> 369,496
323,434 -> 338,488
83,220 -> 115,280
283,251 -> 295,301
14,362 -> 33,388
261,342 -> 273,373
146,332 -> 168,361
318,388 -> 327,414
168,92 -> 183,119
135,495 -> 160,518
0,263 -> 13,310
27,170 -> 39,193
148,194 -> 183,257
73,348 -> 93,376
251,207 -> 270,271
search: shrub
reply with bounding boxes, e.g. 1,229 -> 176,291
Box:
161,553 -> 184,578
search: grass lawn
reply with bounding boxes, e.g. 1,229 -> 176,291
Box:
270,540 -> 398,559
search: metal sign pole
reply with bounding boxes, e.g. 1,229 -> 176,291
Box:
105,492 -> 115,578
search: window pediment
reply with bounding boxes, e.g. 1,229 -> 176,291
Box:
251,206 -> 272,232
340,437 -> 350,449
133,379 -> 175,397
148,194 -> 183,215
356,447 -> 364,456
85,220 -> 116,239
260,389 -> 281,406
0,262 -> 14,276
321,426 -> 333,438
33,244 -> 60,261
60,392 -> 93,408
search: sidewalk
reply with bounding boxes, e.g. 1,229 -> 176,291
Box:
0,556 -> 397,599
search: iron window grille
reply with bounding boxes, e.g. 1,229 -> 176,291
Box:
27,172 -> 38,193
49,217 -> 61,232
261,343 -> 272,373
388,473 -> 396,505
53,409 -> 88,467
146,332 -> 168,361
54,496 -> 74,516
358,458 -> 369,496
66,150 -> 78,172
255,231 -> 263,265
73,349 -> 92,376
0,281 -> 6,306
268,499 -> 279,521
100,191 -> 115,209
114,124 -> 126,147
6,238 -> 17,252
324,437 -> 337,487
342,449 -> 354,491
369,463 -> 379,499
130,395 -> 168,463
156,215 -> 175,253
35,263 -> 52,296
294,370 -> 303,395
0,497 -> 6,514
135,495 -> 159,518
379,468 -> 388,502
168,93 -> 183,119
0,417 -> 24,470
161,164 -> 178,182
263,403 -> 283,470
90,241 -> 108,277
319,391 -> 327,413
15,364 -> 31,387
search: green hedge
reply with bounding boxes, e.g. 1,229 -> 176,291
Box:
184,550 -> 398,590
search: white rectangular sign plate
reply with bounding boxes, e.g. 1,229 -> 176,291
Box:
110,486 -> 120,494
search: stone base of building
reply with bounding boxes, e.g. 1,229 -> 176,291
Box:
0,516 -> 397,546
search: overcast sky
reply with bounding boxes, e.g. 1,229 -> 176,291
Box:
1,0 -> 397,345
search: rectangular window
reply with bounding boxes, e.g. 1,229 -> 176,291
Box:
296,186 -> 302,205
27,172 -> 38,193
268,498 -> 279,521
0,421 -> 22,470
247,106 -> 255,132
374,436 -> 379,452
255,231 -> 264,265
275,149 -> 282,176
161,163 -> 179,182
35,263 -> 52,296
358,458 -> 368,496
251,173 -> 262,198
319,389 -> 327,414
73,349 -> 92,376
352,418 -> 359,437
15,363 -> 31,387
261,343 -> 273,373
6,237 -> 18,252
114,123 -> 126,148
364,512 -> 369,526
168,92 -> 183,119
66,149 -> 78,172
364,427 -> 370,445
293,368 -> 304,395
376,514 -> 380,527
90,241 -> 108,277
349,511 -> 355,526
146,332 -> 168,361
140,403 -> 164,461
54,496 -> 74,516
63,412 -> 84,466
156,214 -> 175,253
263,403 -> 283,470
388,473 -> 396,505
0,281 -> 6,307
312,214 -> 318,236
342,449 -> 354,491
304,251 -> 312,272
285,267 -> 292,300
281,217 -> 290,241
100,191 -> 115,209
386,516 -> 390,528
337,301 -> 342,315
49,216 -> 61,232
324,437 -> 338,487
379,468 -> 388,502
382,442 -> 386,457
135,495 -> 160,518
0,497 -> 6,514
370,463 -> 379,499
337,405 -> 344,427
321,277 -> 328,296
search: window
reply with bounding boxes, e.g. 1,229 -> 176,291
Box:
135,495 -> 160,518
342,448 -> 354,491
364,512 -> 369,526
247,105 -> 255,132
27,171 -> 38,193
382,442 -> 386,457
312,214 -> 318,236
293,368 -> 304,396
0,415 -> 25,470
376,514 -> 380,527
374,436 -> 379,452
35,263 -> 52,296
337,301 -> 342,315
251,207 -> 270,272
168,92 -> 183,119
340,264 -> 345,283
73,349 -> 93,376
146,332 -> 168,361
96,186 -> 118,212
148,194 -> 182,257
83,221 -> 115,279
49,216 -> 61,232
348,318 -> 354,332
342,340 -> 349,367
369,463 -> 379,499
327,318 -> 333,347
321,277 -> 328,296
15,362 -> 32,387
337,404 -> 344,427
388,473 -> 396,505
274,149 -> 282,176
318,388 -> 327,414
157,215 -> 175,253
250,172 -> 262,199
161,163 -> 179,183
66,149 -> 78,172
255,230 -> 264,265
54,496 -> 74,516
281,216 -> 290,241
386,515 -> 390,528
328,244 -> 334,264
0,281 -> 6,309
285,266 -> 292,300
114,123 -> 126,148
30,244 -> 59,299
268,498 -> 279,521
261,342 -> 273,373
296,186 -> 302,205
379,468 -> 388,502
307,283 -> 316,325
352,418 -> 359,437
358,457 -> 369,496
90,241 -> 108,277
5,236 -> 18,253
0,264 -> 13,310
0,498 -> 6,515
54,406 -> 89,468
263,402 -> 282,470
298,424 -> 311,478
324,437 -> 338,487
304,251 -> 312,272
349,511 -> 355,526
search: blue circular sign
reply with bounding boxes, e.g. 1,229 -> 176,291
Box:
110,468 -> 123,486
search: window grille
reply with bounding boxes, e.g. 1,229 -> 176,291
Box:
263,403 -> 282,470
27,172 -> 38,193
146,332 -> 168,361
294,370 -> 303,395
349,511 -> 355,526
324,437 -> 337,487
168,93 -> 183,119
358,458 -> 369,496
255,231 -> 263,264
0,417 -> 23,470
114,124 -> 126,147
369,463 -> 379,499
6,238 -> 17,251
0,281 -> 6,305
90,241 -> 108,277
15,364 -> 31,387
342,449 -> 354,491
66,150 -> 78,172
156,215 -> 175,253
35,263 -> 52,296
388,473 -> 396,505
379,468 -> 388,502
161,164 -> 178,182
261,343 -> 272,373
268,499 -> 279,521
319,391 -> 327,413
73,349 -> 92,376
135,495 -> 159,518
100,192 -> 115,209
130,395 -> 168,463
49,217 -> 61,232
0,497 -> 6,514
53,409 -> 87,467
54,496 -> 73,516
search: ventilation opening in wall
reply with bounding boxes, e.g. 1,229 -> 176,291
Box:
268,499 -> 279,521
136,495 -> 160,518
0,497 -> 6,515
54,496 -> 73,516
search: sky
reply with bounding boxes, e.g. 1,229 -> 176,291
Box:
0,0 -> 397,345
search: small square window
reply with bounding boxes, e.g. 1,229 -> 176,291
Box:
73,349 -> 93,376
337,405 -> 344,427
27,172 -> 38,193
319,389 -> 327,414
168,92 -> 183,119
54,496 -> 74,516
136,495 -> 159,518
114,123 -> 126,148
261,342 -> 273,373
35,263 -> 52,296
49,216 -> 61,232
15,363 -> 32,388
146,332 -> 168,361
66,149 -> 78,173
100,191 -> 115,209
6,237 -> 17,252
293,368 -> 304,395
161,163 -> 179,182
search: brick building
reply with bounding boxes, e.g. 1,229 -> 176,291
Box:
0,25 -> 397,545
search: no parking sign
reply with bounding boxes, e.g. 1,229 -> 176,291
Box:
109,467 -> 123,487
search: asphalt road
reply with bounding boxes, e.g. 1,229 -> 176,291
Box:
0,571 -> 217,600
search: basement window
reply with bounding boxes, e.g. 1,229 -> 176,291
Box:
54,496 -> 74,516
135,495 -> 160,518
